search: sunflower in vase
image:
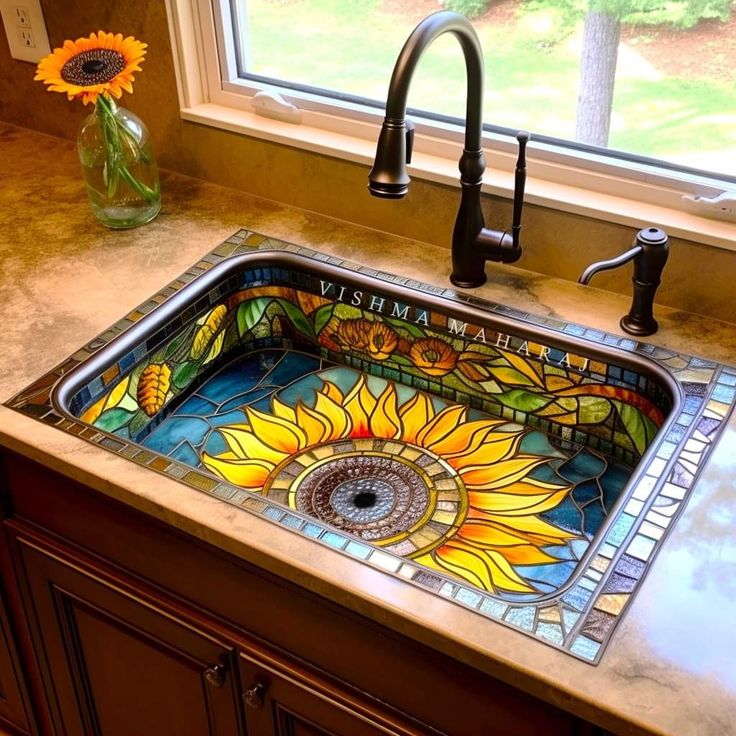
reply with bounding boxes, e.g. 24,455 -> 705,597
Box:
35,31 -> 161,228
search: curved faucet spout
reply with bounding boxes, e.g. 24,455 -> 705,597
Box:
385,12 -> 484,153
368,11 -> 485,199
368,11 -> 529,288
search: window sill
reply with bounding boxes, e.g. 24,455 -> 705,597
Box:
181,102 -> 736,253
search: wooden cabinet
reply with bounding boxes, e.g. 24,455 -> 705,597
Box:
10,532 -> 427,736
0,607 -> 31,735
12,540 -> 243,736
0,450 -> 599,736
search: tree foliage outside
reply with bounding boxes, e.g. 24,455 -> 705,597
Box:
441,0 -> 495,17
562,0 -> 735,144
435,0 -> 733,145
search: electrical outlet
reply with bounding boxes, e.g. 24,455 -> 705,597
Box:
14,6 -> 30,28
18,27 -> 33,47
0,0 -> 50,62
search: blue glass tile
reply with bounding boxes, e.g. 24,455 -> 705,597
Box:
606,513 -> 636,546
88,376 -> 104,397
579,576 -> 597,591
479,598 -> 508,618
345,541 -> 373,559
202,432 -> 227,456
168,442 -> 201,467
713,384 -> 735,403
279,513 -> 304,530
322,531 -> 348,549
570,635 -> 601,661
658,441 -> 678,460
562,585 -> 592,610
562,608 -> 581,632
563,323 -> 586,336
505,607 -> 535,631
176,395 -> 218,416
455,587 -> 483,608
119,352 -> 135,371
263,506 -> 285,522
623,370 -> 638,385
720,372 -> 736,386
536,623 -> 564,645
143,417 -> 211,456
303,522 -> 323,538
689,357 -> 717,368
684,395 -> 703,414
209,409 -> 249,427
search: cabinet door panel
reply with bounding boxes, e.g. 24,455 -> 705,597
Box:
0,605 -> 30,735
240,654 -> 426,736
15,539 -> 243,736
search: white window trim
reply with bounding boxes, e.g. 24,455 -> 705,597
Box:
165,0 -> 736,252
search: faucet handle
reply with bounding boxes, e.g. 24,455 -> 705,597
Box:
512,131 -> 530,250
405,118 -> 415,164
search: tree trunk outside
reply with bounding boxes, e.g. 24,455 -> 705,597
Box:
575,9 -> 621,147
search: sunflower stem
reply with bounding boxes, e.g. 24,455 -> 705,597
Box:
96,94 -> 159,204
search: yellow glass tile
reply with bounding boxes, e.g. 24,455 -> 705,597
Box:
678,368 -> 713,383
434,478 -> 460,491
353,439 -> 377,452
241,496 -> 267,512
706,399 -> 729,418
432,510 -> 460,525
399,446 -> 422,461
538,606 -> 561,623
382,441 -> 406,455
437,489 -> 461,502
589,360 -> 607,375
102,364 -> 119,385
408,527 -> 443,549
149,456 -> 171,472
423,462 -> 447,477
591,555 -> 611,573
309,445 -> 336,460
594,593 -> 629,616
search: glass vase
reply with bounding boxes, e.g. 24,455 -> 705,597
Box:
77,97 -> 161,229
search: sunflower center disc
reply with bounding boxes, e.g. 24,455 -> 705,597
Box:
332,477 -> 392,517
61,49 -> 126,86
263,439 -> 468,556
295,455 -> 428,540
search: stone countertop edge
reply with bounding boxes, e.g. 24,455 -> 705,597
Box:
2,121 -> 736,736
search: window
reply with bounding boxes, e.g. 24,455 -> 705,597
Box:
165,0 -> 736,248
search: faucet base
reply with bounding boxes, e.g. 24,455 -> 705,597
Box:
620,314 -> 658,337
450,272 -> 487,289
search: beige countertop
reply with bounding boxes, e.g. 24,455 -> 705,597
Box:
2,121 -> 736,736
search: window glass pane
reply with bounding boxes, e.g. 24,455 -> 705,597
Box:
239,0 -> 736,179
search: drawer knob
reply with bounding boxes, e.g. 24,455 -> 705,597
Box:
204,663 -> 227,688
245,682 -> 266,709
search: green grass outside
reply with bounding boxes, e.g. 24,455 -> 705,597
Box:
244,0 -> 736,173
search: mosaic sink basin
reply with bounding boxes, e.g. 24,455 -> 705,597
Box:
9,230 -> 735,664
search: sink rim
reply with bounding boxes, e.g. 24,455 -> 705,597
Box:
8,229 -> 733,665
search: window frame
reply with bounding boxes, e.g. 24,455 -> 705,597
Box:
164,0 -> 736,251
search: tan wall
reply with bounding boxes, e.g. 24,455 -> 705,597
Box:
1,0 -> 734,323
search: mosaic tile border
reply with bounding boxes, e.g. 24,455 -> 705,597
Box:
7,229 -> 735,664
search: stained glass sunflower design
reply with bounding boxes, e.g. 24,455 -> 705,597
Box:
202,375 -> 577,595
34,31 -> 147,105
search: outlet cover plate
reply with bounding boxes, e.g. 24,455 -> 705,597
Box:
0,0 -> 51,63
